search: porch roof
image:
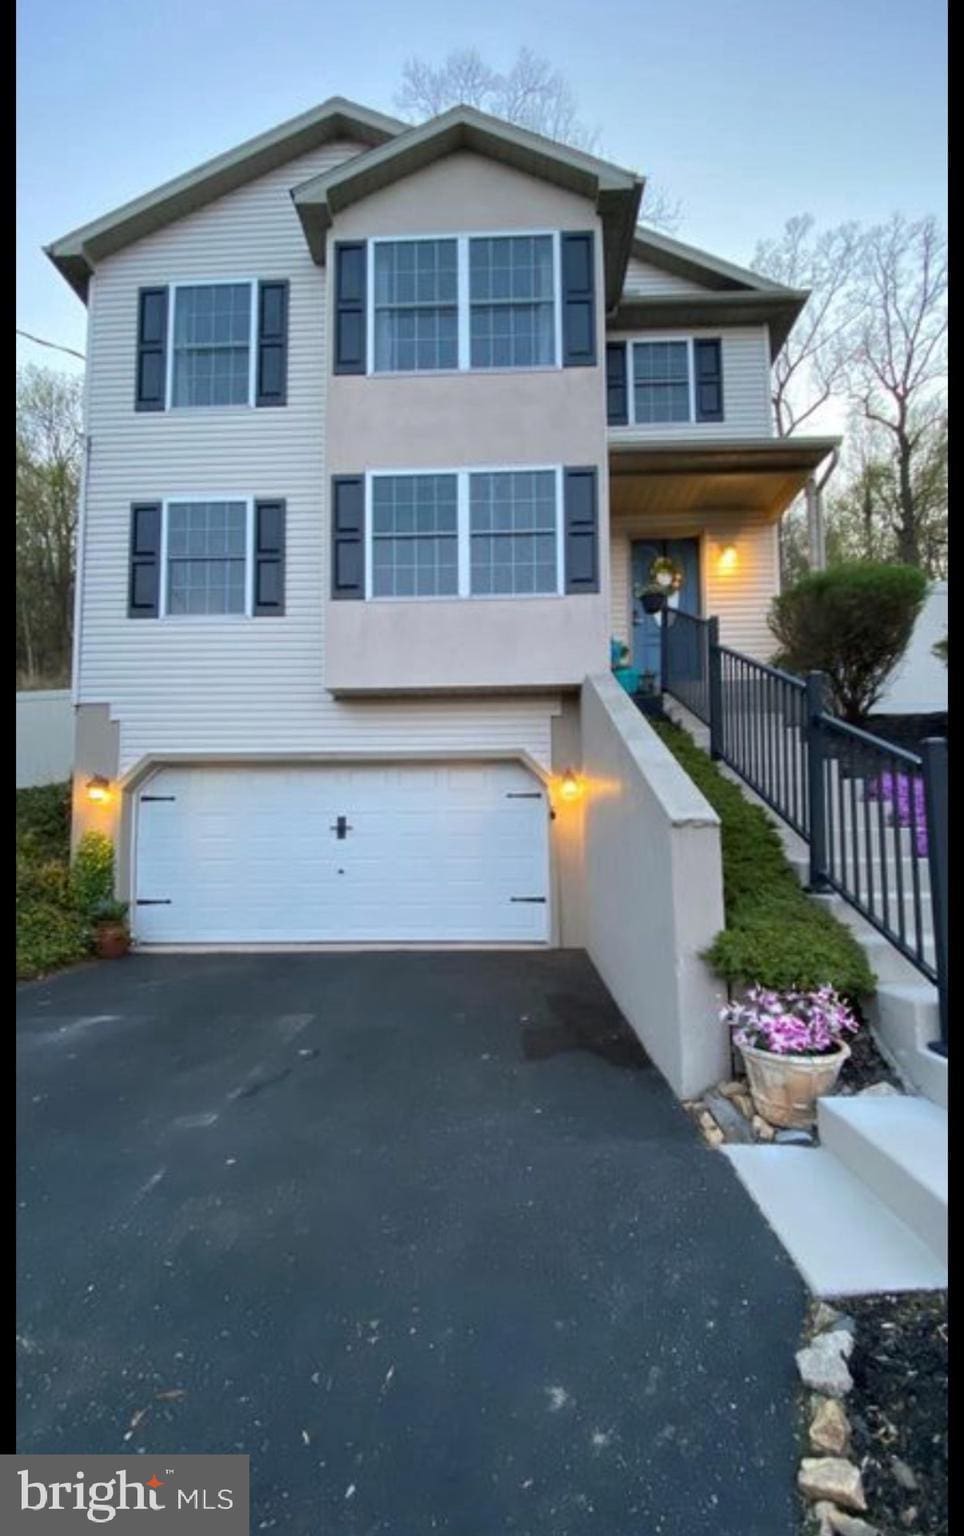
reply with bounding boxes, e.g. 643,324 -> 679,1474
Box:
608,436 -> 840,522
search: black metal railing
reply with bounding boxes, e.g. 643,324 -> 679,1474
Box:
659,614 -> 948,1052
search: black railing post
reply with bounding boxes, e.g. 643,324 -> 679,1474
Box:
708,616 -> 723,760
921,737 -> 948,1055
659,600 -> 669,698
806,671 -> 830,892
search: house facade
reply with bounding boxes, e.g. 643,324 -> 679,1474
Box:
48,97 -> 835,975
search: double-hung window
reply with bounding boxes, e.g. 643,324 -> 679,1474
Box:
370,474 -> 459,597
369,233 -> 559,374
165,500 -> 249,614
171,283 -> 254,406
373,241 -> 459,372
366,468 -> 562,598
469,236 -> 555,368
632,340 -> 691,424
607,337 -> 724,426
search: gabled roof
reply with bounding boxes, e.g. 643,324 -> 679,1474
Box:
613,229 -> 809,356
45,97 -> 406,301
291,105 -> 644,309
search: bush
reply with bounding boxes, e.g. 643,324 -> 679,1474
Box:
70,831 -> 116,919
654,720 -> 875,1000
16,781 -> 71,864
17,894 -> 88,980
769,563 -> 927,724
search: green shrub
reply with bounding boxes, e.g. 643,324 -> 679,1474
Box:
16,781 -> 71,863
69,831 -> 116,919
17,896 -> 88,980
654,719 -> 875,999
769,562 -> 927,724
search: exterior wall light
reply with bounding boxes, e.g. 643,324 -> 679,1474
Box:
558,768 -> 583,803
86,775 -> 111,804
718,543 -> 738,573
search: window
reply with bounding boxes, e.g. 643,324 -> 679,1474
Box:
373,241 -> 458,372
370,475 -> 459,597
366,468 -> 563,598
369,233 -> 559,373
171,283 -> 253,406
469,236 -> 555,368
632,340 -> 690,424
165,500 -> 248,615
469,471 -> 558,594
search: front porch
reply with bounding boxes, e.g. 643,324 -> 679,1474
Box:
608,435 -> 839,670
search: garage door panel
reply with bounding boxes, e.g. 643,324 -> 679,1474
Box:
135,763 -> 549,944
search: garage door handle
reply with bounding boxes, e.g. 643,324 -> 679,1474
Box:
506,792 -> 542,799
136,898 -> 172,905
510,896 -> 547,904
330,816 -> 353,839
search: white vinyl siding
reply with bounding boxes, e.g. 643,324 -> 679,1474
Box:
608,327 -> 774,441
81,140 -> 562,776
610,513 -> 781,661
621,257 -> 709,298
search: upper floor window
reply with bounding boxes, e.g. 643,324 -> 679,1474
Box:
171,284 -> 253,407
469,236 -> 555,369
366,233 -> 561,375
606,337 -> 724,427
469,470 -> 558,594
373,241 -> 458,372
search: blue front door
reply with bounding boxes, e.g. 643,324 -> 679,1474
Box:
631,538 -> 701,685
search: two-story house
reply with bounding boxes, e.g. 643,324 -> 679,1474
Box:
47,98 -> 835,1040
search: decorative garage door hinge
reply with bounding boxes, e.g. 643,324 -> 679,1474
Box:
136,898 -> 172,905
141,795 -> 176,802
510,896 -> 547,903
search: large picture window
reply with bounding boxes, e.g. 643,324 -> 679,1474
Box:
171,284 -> 253,407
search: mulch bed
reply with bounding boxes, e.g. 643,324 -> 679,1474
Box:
846,1292 -> 948,1535
835,1025 -> 905,1096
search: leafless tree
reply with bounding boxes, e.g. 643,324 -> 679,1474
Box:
844,214 -> 947,568
16,365 -> 83,687
394,47 -> 681,232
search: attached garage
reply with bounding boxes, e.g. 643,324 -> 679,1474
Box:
133,761 -> 551,945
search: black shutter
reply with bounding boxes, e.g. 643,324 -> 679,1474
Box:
331,476 -> 365,599
256,281 -> 289,407
333,242 -> 367,375
135,288 -> 167,411
606,342 -> 628,425
561,232 -> 596,367
129,503 -> 161,617
694,339 -> 724,421
563,468 -> 599,594
253,500 -> 286,615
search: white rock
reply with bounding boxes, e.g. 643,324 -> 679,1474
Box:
857,1082 -> 900,1097
814,1503 -> 881,1536
813,1303 -> 857,1337
751,1114 -> 775,1141
798,1458 -> 867,1511
796,1332 -> 854,1398
810,1396 -> 851,1455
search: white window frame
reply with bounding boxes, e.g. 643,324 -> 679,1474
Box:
166,280 -> 258,410
158,495 -> 255,619
612,334 -> 720,427
364,466 -> 565,601
367,232 -> 562,377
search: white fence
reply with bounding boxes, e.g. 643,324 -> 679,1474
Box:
16,690 -> 74,788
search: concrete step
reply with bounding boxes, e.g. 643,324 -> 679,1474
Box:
818,1096 -> 947,1265
869,982 -> 948,1108
810,896 -> 934,973
723,1144 -> 947,1296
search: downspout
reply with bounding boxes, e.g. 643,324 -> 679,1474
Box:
805,448 -> 839,571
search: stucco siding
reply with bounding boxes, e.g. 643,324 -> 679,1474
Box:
80,140 -> 564,776
607,327 -> 773,442
611,512 -> 780,661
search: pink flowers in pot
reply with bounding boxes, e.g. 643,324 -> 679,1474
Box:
720,984 -> 860,1057
866,770 -> 929,859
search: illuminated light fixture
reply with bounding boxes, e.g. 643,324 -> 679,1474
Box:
558,768 -> 583,803
86,775 -> 111,804
718,544 -> 738,573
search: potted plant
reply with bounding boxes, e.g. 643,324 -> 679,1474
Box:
91,898 -> 131,960
720,984 -> 859,1128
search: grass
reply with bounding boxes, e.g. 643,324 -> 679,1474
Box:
653,719 -> 876,999
16,782 -> 88,981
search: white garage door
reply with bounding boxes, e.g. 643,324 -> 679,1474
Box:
134,762 -> 550,944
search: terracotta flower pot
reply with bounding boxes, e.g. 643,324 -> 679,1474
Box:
94,922 -> 130,960
737,1039 -> 850,1129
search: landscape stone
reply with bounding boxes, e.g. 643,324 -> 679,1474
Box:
857,1082 -> 900,1097
814,1504 -> 881,1536
702,1090 -> 754,1143
751,1114 -> 775,1141
798,1457 -> 867,1511
775,1127 -> 815,1145
809,1396 -> 851,1455
796,1331 -> 855,1397
813,1303 -> 857,1337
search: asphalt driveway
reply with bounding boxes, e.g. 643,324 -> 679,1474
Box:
18,951 -> 806,1534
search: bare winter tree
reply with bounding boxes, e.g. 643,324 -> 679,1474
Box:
394,46 -> 681,231
752,215 -> 865,579
844,214 -> 947,568
16,365 -> 83,687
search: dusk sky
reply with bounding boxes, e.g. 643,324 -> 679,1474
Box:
17,0 -> 947,384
